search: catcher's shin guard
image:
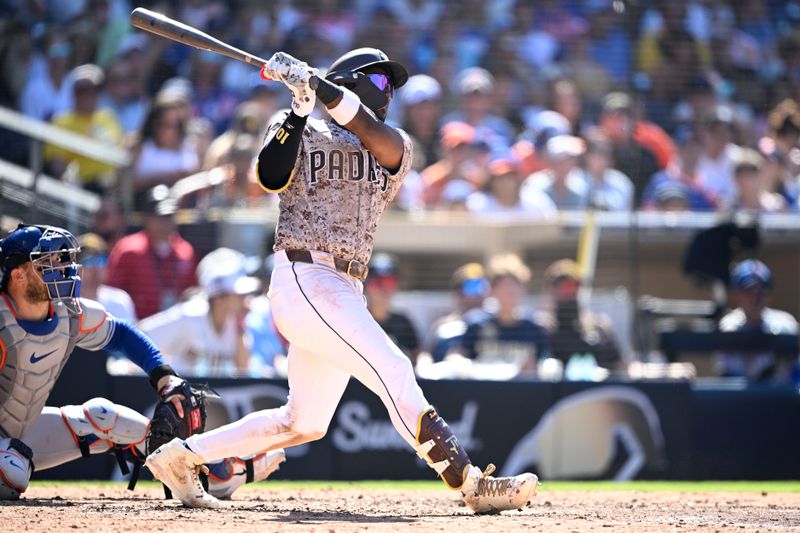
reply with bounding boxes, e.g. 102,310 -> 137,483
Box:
414,407 -> 471,489
0,438 -> 34,500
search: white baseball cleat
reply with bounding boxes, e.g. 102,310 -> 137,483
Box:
207,449 -> 287,500
145,438 -> 220,509
461,463 -> 539,514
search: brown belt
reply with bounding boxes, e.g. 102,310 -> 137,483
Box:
284,249 -> 369,281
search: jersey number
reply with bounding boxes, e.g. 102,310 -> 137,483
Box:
275,128 -> 289,144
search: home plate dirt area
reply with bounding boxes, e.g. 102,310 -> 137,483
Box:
5,483 -> 799,532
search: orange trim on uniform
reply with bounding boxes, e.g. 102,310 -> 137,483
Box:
83,406 -> 109,434
256,161 -> 294,194
78,311 -> 107,333
60,409 -> 80,446
0,466 -> 24,494
0,336 -> 6,372
1,293 -> 18,320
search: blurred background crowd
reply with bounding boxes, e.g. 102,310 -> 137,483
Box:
1,0 -> 799,384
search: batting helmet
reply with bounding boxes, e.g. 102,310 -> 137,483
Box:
326,47 -> 409,115
0,224 -> 82,310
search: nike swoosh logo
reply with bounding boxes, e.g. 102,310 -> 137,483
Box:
100,406 -> 108,414
5,457 -> 23,471
30,349 -> 58,364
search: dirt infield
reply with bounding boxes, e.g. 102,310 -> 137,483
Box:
5,484 -> 799,532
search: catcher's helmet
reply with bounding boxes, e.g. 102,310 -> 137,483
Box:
326,48 -> 409,116
0,224 -> 82,310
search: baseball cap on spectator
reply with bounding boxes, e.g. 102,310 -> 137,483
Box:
157,77 -> 193,103
117,33 -> 147,57
602,92 -> 634,115
142,184 -> 178,216
400,74 -> 441,106
440,121 -> 476,150
368,253 -> 397,277
545,135 -> 586,160
702,104 -> 736,127
77,233 -> 108,267
653,181 -> 690,206
456,67 -> 494,95
730,259 -> 772,290
524,110 -> 571,144
441,179 -> 474,204
544,259 -> 583,286
488,158 -> 516,177
451,262 -> 489,297
198,247 -> 261,298
72,64 -> 104,90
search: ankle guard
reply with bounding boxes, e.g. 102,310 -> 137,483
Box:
415,408 -> 471,489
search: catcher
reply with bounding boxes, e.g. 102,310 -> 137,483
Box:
0,224 -> 284,500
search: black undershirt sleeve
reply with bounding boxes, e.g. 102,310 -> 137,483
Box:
256,111 -> 308,192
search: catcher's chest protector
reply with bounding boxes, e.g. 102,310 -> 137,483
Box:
0,297 -> 79,438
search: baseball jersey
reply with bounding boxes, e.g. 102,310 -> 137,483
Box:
0,295 -> 114,438
138,296 -> 244,377
268,111 -> 413,265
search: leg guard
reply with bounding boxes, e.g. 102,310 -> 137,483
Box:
0,437 -> 34,500
414,407 -> 471,490
60,398 -> 149,486
206,449 -> 286,499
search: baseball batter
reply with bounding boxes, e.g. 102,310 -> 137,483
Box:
0,224 -> 283,501
146,48 -> 538,513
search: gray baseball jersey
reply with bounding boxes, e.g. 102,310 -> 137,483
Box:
0,295 -> 113,438
267,111 -> 413,265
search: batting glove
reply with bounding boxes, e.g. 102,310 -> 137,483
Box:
263,52 -> 317,117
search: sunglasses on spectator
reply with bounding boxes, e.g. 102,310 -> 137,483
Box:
82,254 -> 108,268
367,73 -> 393,94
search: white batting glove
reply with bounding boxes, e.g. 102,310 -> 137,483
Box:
264,52 -> 317,117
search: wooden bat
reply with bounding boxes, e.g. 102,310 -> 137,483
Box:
130,7 -> 318,88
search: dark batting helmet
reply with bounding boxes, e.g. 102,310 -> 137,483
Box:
326,47 -> 409,116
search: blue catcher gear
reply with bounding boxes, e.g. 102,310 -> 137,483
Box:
0,224 -> 82,312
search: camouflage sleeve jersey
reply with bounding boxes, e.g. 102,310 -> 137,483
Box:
266,111 -> 413,265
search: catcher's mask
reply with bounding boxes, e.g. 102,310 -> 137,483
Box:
0,224 -> 82,313
325,47 -> 409,117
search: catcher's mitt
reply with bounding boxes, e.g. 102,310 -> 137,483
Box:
146,381 -> 216,455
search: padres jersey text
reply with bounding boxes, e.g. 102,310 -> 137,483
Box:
267,111 -> 413,265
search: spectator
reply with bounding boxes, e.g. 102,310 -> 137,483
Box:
641,136 -> 717,211
583,131 -> 634,211
535,259 -> 622,371
441,67 -> 513,150
128,93 -> 200,206
637,1 -> 710,76
203,101 -> 267,170
92,198 -> 127,251
105,185 -> 197,320
364,253 -> 421,364
520,134 -> 589,210
732,149 -> 786,213
421,121 -> 490,207
760,99 -> 800,208
452,253 -> 549,376
77,232 -> 136,323
190,50 -> 239,135
583,0 -> 631,83
246,254 -> 288,377
696,104 -> 743,207
598,92 -> 670,204
43,64 -> 123,193
99,55 -> 148,135
19,30 -> 73,121
716,259 -> 799,384
139,247 -> 260,377
425,262 -> 490,363
399,74 -> 443,171
467,158 -> 556,217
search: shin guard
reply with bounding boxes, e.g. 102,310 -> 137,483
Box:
414,408 -> 471,489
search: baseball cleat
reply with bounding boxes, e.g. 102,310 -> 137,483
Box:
145,439 -> 220,509
207,449 -> 287,500
461,463 -> 538,514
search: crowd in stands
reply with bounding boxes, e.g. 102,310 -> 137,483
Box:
2,1 -> 800,213
1,1 -> 799,383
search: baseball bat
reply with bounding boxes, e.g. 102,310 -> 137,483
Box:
130,7 -> 318,88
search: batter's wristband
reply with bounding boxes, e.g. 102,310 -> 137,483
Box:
327,86 -> 360,125
315,78 -> 343,105
148,364 -> 178,390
